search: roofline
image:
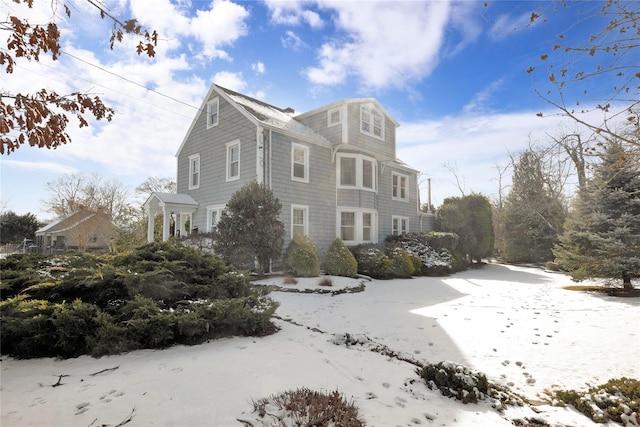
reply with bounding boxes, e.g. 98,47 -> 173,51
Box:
295,98 -> 400,127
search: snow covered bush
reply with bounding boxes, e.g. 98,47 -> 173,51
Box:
283,234 -> 320,277
552,377 -> 640,425
323,238 -> 358,278
350,243 -> 393,279
385,232 -> 457,275
387,246 -> 415,278
419,361 -> 489,404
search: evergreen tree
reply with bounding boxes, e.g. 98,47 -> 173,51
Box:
436,193 -> 494,263
503,150 -> 566,263
554,142 -> 640,289
0,211 -> 44,244
214,182 -> 285,275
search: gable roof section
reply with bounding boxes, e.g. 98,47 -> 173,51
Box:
176,85 -> 329,157
143,192 -> 198,209
295,98 -> 400,128
36,211 -> 109,235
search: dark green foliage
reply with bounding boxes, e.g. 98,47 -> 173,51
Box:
386,246 -> 415,278
0,211 -> 44,244
554,142 -> 640,288
419,362 -> 489,404
0,241 -> 278,359
283,235 -> 320,277
503,150 -> 567,263
323,238 -> 358,278
553,378 -> 640,424
350,244 -> 393,279
214,182 -> 285,275
436,194 -> 494,263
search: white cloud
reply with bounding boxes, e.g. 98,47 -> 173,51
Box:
304,2 -> 453,89
281,30 -> 308,51
252,61 -> 266,74
463,77 -> 507,114
264,0 -> 324,28
212,71 -> 247,92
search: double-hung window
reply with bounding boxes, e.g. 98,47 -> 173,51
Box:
291,143 -> 309,182
189,154 -> 200,189
392,172 -> 408,200
328,107 -> 341,127
337,154 -> 377,190
291,205 -> 308,237
226,140 -> 240,181
338,210 -> 377,244
392,216 -> 409,235
207,205 -> 225,232
360,104 -> 384,139
207,98 -> 219,128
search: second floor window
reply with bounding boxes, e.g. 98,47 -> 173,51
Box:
189,154 -> 200,189
337,154 -> 377,190
207,98 -> 219,128
361,104 -> 384,139
328,107 -> 341,127
392,172 -> 408,200
227,141 -> 240,181
292,143 -> 309,182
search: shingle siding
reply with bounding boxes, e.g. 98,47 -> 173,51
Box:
169,84 -> 433,258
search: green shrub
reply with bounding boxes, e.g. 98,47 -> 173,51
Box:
553,378 -> 640,424
419,361 -> 489,404
0,296 -> 57,358
385,233 -> 456,275
387,246 -> 415,278
323,239 -> 358,278
51,299 -> 100,358
350,244 -> 393,279
283,235 -> 320,277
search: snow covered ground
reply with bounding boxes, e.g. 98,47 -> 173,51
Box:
1,263 -> 638,426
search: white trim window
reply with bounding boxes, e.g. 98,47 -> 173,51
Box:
291,205 -> 308,237
206,205 -> 225,232
392,216 -> 409,235
392,172 -> 408,201
337,154 -> 377,190
189,154 -> 200,189
337,210 -> 377,244
328,107 -> 341,127
226,140 -> 240,181
360,103 -> 384,139
291,143 -> 309,183
207,97 -> 219,128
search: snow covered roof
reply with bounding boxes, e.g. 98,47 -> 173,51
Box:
217,86 -> 329,144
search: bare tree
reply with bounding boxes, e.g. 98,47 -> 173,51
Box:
443,161 -> 467,197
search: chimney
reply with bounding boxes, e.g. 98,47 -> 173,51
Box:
283,107 -> 295,114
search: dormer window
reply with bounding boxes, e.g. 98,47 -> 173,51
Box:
361,104 -> 384,140
328,107 -> 341,127
207,98 -> 219,128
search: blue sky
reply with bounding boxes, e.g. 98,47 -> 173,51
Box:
1,0 -> 619,220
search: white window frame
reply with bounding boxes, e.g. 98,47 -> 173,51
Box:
291,204 -> 308,237
291,143 -> 309,183
392,216 -> 409,236
226,140 -> 240,181
336,209 -> 378,245
188,154 -> 200,190
360,103 -> 384,140
336,154 -> 377,191
207,97 -> 219,128
206,204 -> 225,232
327,107 -> 342,127
392,172 -> 408,201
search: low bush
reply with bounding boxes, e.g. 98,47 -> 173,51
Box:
387,246 -> 415,278
385,232 -> 458,275
552,378 -> 640,425
419,361 -> 489,404
248,388 -> 364,426
0,241 -> 279,359
283,235 -> 320,277
323,238 -> 358,278
350,244 -> 393,279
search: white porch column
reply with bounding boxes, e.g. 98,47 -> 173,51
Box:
147,211 -> 155,243
162,209 -> 171,241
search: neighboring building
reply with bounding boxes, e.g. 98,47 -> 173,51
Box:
144,84 -> 434,256
35,210 -> 115,254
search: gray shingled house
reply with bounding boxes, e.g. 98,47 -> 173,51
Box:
144,84 -> 434,256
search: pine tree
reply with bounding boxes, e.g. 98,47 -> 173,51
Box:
214,182 -> 285,275
554,141 -> 640,289
503,150 -> 566,263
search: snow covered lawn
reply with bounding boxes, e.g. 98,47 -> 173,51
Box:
1,263 -> 638,426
